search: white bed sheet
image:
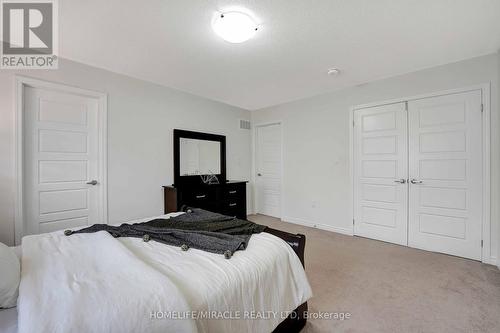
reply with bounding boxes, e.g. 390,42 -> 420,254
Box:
120,215 -> 312,333
13,213 -> 312,333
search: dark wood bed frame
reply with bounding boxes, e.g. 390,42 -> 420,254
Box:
266,227 -> 308,333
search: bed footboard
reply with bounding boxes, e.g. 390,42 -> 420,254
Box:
265,227 -> 308,333
265,228 -> 306,267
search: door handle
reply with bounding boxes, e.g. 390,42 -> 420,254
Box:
257,173 -> 262,176
394,179 -> 406,184
410,179 -> 423,184
86,180 -> 98,185
195,194 -> 206,199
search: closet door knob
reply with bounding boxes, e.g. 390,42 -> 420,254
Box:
394,179 -> 406,184
86,180 -> 98,185
257,173 -> 262,176
410,179 -> 423,184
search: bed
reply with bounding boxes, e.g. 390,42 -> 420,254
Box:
1,212 -> 312,333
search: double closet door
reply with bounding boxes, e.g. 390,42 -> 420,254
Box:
353,90 -> 483,260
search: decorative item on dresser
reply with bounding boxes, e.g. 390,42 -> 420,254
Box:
164,129 -> 248,219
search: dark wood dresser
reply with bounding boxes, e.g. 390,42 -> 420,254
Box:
163,181 -> 247,220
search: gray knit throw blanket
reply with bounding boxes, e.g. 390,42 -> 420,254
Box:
65,207 -> 267,259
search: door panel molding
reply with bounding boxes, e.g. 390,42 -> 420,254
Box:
14,76 -> 108,245
350,84 -> 492,264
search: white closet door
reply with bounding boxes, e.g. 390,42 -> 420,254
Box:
353,103 -> 408,245
408,90 -> 482,260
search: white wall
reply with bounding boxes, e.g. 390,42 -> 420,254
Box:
252,54 -> 499,264
0,59 -> 252,246
498,49 -> 500,268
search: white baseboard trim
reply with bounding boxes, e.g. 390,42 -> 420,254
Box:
275,216 -> 498,268
279,216 -> 499,268
281,216 -> 354,236
484,256 -> 497,267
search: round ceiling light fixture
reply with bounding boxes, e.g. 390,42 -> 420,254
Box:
212,11 -> 258,43
327,68 -> 341,76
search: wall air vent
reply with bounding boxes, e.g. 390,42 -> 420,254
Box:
239,119 -> 251,130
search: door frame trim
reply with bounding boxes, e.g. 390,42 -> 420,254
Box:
14,75 -> 108,245
350,84 -> 492,264
252,121 -> 283,218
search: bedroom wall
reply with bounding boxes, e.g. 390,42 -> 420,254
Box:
498,49 -> 500,269
0,59 -> 252,246
251,54 -> 500,265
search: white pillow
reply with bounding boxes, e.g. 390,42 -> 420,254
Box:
0,243 -> 20,308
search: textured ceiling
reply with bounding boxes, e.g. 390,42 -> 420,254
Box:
60,0 -> 500,110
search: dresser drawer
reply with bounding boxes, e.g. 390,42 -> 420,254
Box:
222,199 -> 246,219
222,183 -> 246,200
182,188 -> 216,205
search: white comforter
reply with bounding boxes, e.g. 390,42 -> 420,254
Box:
17,214 -> 312,333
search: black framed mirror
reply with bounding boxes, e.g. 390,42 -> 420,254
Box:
173,129 -> 226,186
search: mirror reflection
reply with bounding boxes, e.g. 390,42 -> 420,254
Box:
180,138 -> 221,176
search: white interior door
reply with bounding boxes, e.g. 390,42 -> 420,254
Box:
24,86 -> 103,235
408,90 -> 483,260
353,103 -> 408,245
255,123 -> 282,218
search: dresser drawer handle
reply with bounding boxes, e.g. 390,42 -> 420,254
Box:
228,190 -> 237,194
229,203 -> 237,207
196,195 -> 206,199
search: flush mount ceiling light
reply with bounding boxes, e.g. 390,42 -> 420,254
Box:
327,68 -> 341,76
212,11 -> 258,43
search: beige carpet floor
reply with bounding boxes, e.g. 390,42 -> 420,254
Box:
247,214 -> 500,333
